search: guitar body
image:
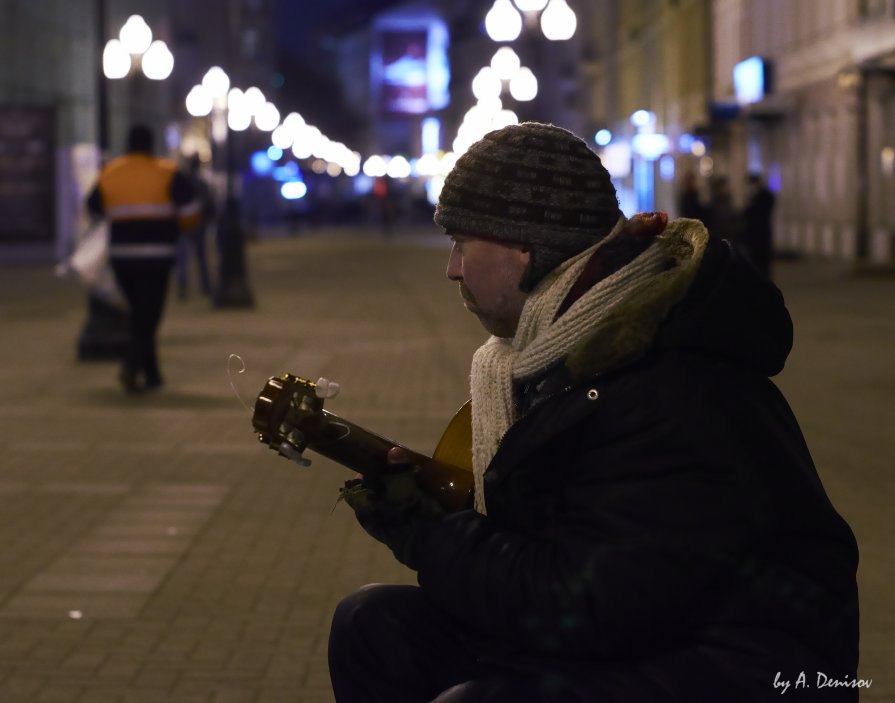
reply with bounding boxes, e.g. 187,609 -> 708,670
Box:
253,374 -> 474,512
433,400 -> 472,473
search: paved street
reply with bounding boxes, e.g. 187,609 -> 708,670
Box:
0,226 -> 893,702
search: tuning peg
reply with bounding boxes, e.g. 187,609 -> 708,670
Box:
278,441 -> 311,467
315,377 -> 341,399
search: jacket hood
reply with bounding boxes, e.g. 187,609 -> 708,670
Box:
562,218 -> 792,383
655,229 -> 793,377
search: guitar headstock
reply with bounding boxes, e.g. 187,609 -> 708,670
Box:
252,373 -> 339,465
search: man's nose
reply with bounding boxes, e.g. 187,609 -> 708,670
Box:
446,243 -> 462,280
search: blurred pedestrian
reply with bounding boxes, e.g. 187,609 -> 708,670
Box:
741,172 -> 776,277
175,154 -> 215,300
86,124 -> 199,393
706,176 -> 740,244
677,170 -> 707,221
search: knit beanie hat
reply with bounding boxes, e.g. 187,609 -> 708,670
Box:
434,122 -> 622,290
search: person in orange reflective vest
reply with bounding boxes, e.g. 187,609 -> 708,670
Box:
87,124 -> 200,393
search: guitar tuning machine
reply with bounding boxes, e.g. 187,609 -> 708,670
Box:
277,441 -> 311,467
270,423 -> 312,467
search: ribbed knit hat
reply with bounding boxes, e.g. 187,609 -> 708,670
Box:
434,122 -> 622,290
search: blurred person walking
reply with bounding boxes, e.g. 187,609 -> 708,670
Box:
86,124 -> 199,393
741,172 -> 776,277
175,154 -> 215,300
677,170 -> 707,221
706,176 -> 740,244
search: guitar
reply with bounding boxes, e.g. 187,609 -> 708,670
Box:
252,373 -> 474,512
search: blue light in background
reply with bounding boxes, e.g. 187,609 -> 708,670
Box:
422,117 -> 441,154
659,155 -> 675,181
678,133 -> 695,152
595,129 -> 612,147
251,151 -> 274,175
272,161 -> 301,182
267,145 -> 284,161
281,181 -> 308,200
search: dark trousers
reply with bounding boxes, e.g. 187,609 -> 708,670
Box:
328,584 -> 590,703
328,585 -> 843,703
176,225 -> 212,296
111,258 -> 173,384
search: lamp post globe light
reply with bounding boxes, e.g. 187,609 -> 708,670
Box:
458,0 -> 577,152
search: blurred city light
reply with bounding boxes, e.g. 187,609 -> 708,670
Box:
267,146 -> 284,161
690,139 -> 707,157
281,181 -> 308,200
102,39 -> 131,79
492,109 -> 519,129
243,87 -> 266,115
141,40 -> 174,80
251,150 -> 274,175
472,66 -> 502,101
119,15 -> 152,55
202,66 -> 230,100
422,117 -> 441,154
632,133 -> 670,160
882,146 -> 895,177
659,154 -> 675,181
227,89 -> 252,131
509,67 -> 538,101
363,155 -> 388,178
416,153 -> 440,177
272,162 -> 300,181
427,175 -> 445,205
601,142 -> 632,179
282,112 -> 305,135
271,124 -> 293,149
485,0 -> 523,42
540,0 -> 577,41
386,155 -> 412,179
491,47 -> 521,81
595,129 -> 612,146
678,133 -> 695,152
630,109 -> 655,129
733,56 -> 767,105
254,102 -> 280,131
185,85 -> 213,117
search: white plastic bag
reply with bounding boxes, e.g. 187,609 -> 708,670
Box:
59,221 -> 126,309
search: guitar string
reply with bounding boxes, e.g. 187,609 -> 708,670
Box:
227,353 -> 254,414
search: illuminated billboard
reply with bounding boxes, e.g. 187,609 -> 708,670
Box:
373,16 -> 449,116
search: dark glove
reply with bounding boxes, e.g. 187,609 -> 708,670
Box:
339,465 -> 445,570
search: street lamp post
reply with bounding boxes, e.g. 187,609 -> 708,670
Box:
186,69 -> 254,308
79,9 -> 175,361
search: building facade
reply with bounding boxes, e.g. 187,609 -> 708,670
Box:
712,0 -> 895,263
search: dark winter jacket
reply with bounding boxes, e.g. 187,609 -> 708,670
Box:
414,230 -> 859,701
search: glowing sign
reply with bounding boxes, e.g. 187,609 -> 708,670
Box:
734,56 -> 768,105
373,17 -> 450,116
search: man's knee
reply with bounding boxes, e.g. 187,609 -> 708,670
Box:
330,584 -> 415,654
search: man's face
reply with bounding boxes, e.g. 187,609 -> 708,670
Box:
446,233 -> 530,338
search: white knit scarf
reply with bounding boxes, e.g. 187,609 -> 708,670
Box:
469,215 -> 686,514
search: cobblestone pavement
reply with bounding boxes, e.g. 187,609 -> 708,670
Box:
0,227 -> 892,701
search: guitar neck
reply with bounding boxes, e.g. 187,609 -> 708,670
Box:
301,409 -> 423,475
298,411 -> 473,512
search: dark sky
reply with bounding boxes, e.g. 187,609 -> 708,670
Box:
275,0 -> 408,65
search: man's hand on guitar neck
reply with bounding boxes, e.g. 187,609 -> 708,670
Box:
339,448 -> 446,570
